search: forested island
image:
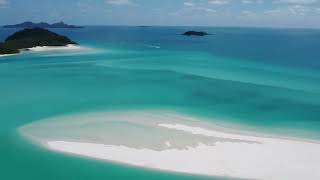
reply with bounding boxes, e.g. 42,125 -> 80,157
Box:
0,28 -> 78,55
182,31 -> 209,36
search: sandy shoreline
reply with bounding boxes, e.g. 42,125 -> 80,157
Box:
20,110 -> 320,180
0,44 -> 82,57
0,53 -> 19,57
27,44 -> 81,52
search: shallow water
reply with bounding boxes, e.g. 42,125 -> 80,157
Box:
1,26 -> 320,180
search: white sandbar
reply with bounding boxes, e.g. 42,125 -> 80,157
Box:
27,44 -> 81,52
20,111 -> 320,180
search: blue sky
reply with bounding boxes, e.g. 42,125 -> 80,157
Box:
1,0 -> 320,28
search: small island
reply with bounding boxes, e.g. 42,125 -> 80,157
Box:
3,21 -> 83,29
182,31 -> 209,36
0,28 -> 78,55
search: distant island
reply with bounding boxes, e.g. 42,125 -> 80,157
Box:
182,31 -> 209,36
0,28 -> 78,55
3,21 -> 83,29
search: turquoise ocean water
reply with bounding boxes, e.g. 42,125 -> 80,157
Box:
1,26 -> 320,180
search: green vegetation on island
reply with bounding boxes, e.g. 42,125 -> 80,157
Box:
0,28 -> 78,55
182,31 -> 209,36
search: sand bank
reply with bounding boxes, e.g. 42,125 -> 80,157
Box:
20,111 -> 320,180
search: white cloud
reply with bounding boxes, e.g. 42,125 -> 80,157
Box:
208,0 -> 230,5
187,6 -> 217,13
242,0 -> 264,4
180,1 -> 217,13
273,0 -> 318,4
241,10 -> 253,14
169,3 -> 217,16
0,0 -> 8,8
106,0 -> 132,5
268,0 -> 319,16
77,1 -> 92,9
0,0 -> 8,5
264,4 -> 312,16
184,2 -> 195,7
242,0 -> 252,3
263,9 -> 280,14
197,7 -> 217,12
288,4 -> 311,14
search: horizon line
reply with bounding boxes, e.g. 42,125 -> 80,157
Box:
1,24 -> 320,30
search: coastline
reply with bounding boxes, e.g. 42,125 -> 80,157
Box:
27,44 -> 81,52
0,53 -> 19,58
19,110 -> 320,180
0,44 -> 81,57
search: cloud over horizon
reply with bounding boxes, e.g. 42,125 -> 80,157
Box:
0,0 -> 320,28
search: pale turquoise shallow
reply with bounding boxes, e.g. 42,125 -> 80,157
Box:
1,26 -> 320,180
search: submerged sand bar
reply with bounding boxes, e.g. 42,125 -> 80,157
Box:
19,111 -> 320,180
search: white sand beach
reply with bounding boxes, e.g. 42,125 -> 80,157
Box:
20,111 -> 320,180
0,53 -> 18,58
1,44 -> 84,58
27,44 -> 81,52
